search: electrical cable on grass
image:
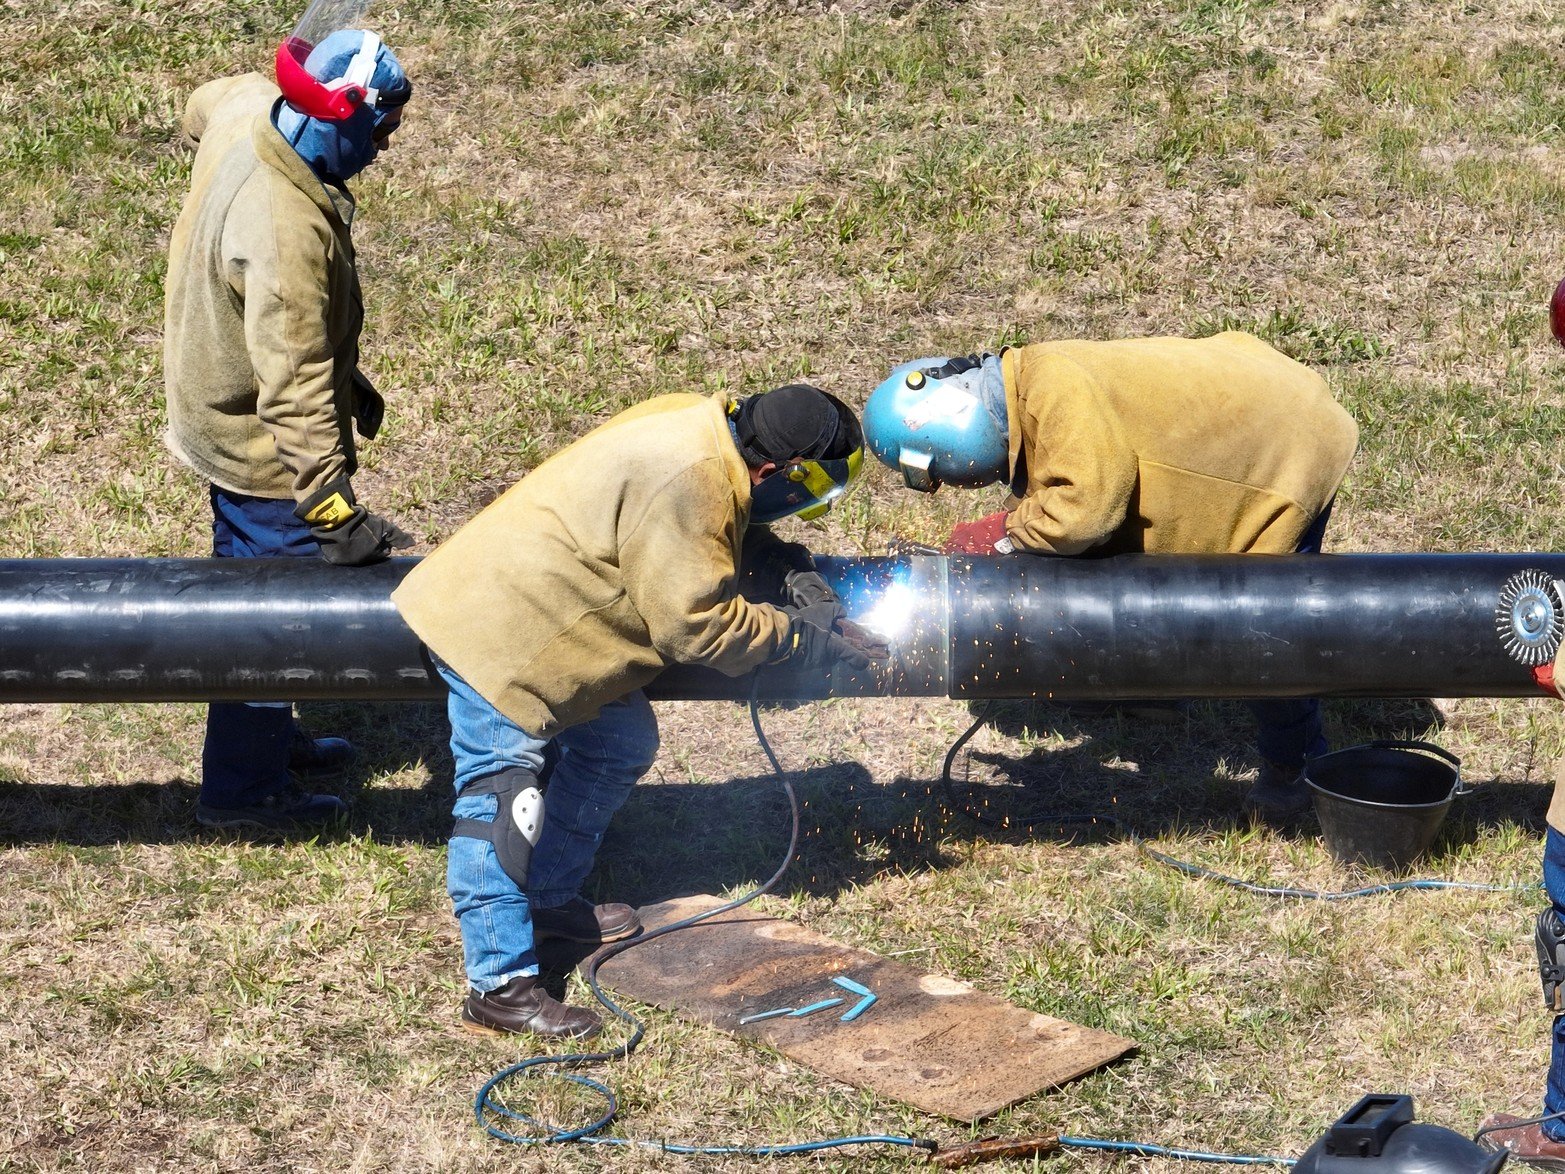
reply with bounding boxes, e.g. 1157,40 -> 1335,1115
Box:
1059,1136 -> 1295,1165
473,689 -> 1348,1163
473,676 -> 938,1158
941,704 -> 1537,900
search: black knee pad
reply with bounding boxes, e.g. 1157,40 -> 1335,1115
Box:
453,767 -> 545,887
1538,908 -> 1565,1012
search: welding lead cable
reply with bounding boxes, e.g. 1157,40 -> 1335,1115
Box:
1058,1137 -> 1294,1165
477,689 -> 1339,1164
940,706 -> 1536,900
473,677 -> 939,1157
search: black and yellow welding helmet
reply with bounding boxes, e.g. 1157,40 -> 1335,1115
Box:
730,384 -> 865,525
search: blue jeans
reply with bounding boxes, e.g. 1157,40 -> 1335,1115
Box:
435,659 -> 659,992
1243,502 -> 1333,771
202,486 -> 320,808
1543,827 -> 1565,1140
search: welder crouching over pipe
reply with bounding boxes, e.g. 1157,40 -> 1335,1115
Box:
390,384 -> 885,1041
861,332 -> 1359,825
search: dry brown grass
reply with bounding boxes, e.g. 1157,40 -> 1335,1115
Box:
1,0 -> 1564,1168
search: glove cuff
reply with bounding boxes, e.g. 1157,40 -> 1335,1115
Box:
767,623 -> 804,665
295,477 -> 359,531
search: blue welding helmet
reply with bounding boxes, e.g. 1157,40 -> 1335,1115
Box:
863,353 -> 1009,492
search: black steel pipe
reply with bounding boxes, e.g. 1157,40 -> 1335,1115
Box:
0,554 -> 1558,704
945,553 -> 1564,700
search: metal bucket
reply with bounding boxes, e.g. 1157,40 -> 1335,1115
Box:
1304,740 -> 1464,870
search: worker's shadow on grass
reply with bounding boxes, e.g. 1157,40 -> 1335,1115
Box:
0,700 -> 457,847
0,773 -> 208,846
587,759 -> 960,909
940,696 -> 1548,857
306,700 -> 457,843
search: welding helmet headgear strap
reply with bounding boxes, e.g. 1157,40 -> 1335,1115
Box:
276,0 -> 413,121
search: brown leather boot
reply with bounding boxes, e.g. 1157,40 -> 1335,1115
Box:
1478,1113 -> 1565,1170
532,897 -> 642,945
461,975 -> 602,1039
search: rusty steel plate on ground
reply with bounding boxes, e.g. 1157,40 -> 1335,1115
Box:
596,895 -> 1137,1122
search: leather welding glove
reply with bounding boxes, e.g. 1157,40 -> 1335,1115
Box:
833,616 -> 892,661
785,601 -> 892,662
351,369 -> 385,440
783,569 -> 840,610
295,476 -> 414,567
945,510 -> 1012,556
776,602 -> 888,673
742,525 -> 817,603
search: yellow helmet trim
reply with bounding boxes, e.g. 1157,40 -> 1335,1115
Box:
791,447 -> 864,520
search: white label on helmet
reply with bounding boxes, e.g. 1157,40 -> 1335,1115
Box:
902,384 -> 978,431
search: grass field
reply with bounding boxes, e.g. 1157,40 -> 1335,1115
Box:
3,0 -> 1565,1168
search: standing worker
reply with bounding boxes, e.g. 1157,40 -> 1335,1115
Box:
393,384 -> 884,1039
1474,284 -> 1565,1168
1478,640 -> 1565,1167
162,1 -> 413,833
862,331 -> 1359,822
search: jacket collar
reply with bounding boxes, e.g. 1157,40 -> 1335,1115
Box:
709,392 -> 753,513
252,102 -> 357,228
1000,346 -> 1025,483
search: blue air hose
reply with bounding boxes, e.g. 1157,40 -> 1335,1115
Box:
472,695 -> 1383,1164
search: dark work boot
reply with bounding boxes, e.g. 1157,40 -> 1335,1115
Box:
196,783 -> 349,835
531,897 -> 642,945
289,726 -> 357,782
1243,760 -> 1312,825
1477,1114 -> 1565,1170
461,975 -> 602,1039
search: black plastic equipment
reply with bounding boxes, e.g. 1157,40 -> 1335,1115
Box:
1293,1095 -> 1505,1174
1306,742 -> 1464,870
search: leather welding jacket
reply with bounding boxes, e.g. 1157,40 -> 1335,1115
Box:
1000,331 -> 1359,556
392,392 -> 793,737
163,73 -> 365,505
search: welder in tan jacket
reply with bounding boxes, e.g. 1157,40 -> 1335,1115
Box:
162,23 -> 413,834
862,331 -> 1360,821
393,385 -> 882,1039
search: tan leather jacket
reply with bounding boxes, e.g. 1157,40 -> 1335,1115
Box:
163,73 -> 364,504
393,393 -> 792,736
1002,332 -> 1359,556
